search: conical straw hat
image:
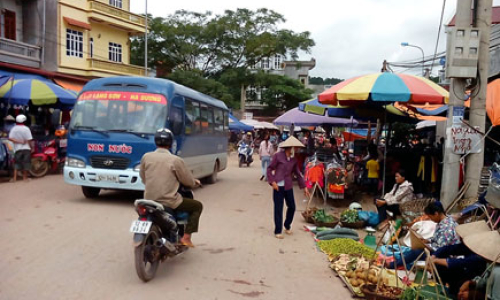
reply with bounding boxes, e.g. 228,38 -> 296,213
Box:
456,220 -> 491,238
279,136 -> 304,148
463,230 -> 500,262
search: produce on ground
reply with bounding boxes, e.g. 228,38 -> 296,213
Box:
340,209 -> 360,223
363,284 -> 404,298
313,209 -> 336,223
317,238 -> 377,259
316,227 -> 359,241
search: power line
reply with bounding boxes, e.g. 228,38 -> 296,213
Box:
430,0 -> 447,75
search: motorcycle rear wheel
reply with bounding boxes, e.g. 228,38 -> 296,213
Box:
29,157 -> 49,177
135,225 -> 161,282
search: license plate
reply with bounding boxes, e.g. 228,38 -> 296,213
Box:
59,139 -> 67,148
96,174 -> 118,182
130,220 -> 152,234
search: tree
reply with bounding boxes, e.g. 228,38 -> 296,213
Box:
131,8 -> 315,75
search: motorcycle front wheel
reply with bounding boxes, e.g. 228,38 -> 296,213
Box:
29,157 -> 49,177
134,225 -> 161,282
239,156 -> 244,168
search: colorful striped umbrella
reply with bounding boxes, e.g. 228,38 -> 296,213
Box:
298,98 -> 355,117
318,73 -> 449,106
0,78 -> 77,106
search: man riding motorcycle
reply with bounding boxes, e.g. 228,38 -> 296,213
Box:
139,128 -> 202,247
238,132 -> 253,154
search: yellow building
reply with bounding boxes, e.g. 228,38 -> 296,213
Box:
56,0 -> 146,79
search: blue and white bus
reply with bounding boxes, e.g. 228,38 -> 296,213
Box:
64,76 -> 229,198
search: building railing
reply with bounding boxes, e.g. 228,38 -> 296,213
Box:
89,58 -> 145,76
89,1 -> 146,26
0,37 -> 41,61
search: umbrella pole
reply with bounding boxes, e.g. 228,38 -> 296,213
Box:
382,106 -> 388,196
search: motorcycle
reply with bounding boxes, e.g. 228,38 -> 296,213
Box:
0,138 -> 14,176
238,142 -> 253,168
30,128 -> 67,178
130,186 -> 195,282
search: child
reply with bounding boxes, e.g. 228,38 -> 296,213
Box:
366,155 -> 379,195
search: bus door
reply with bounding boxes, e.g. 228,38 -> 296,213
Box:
168,95 -> 185,155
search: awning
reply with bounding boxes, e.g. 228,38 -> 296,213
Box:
53,78 -> 86,93
63,17 -> 92,30
0,70 -> 50,82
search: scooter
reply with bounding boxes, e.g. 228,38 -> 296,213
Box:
30,129 -> 67,178
130,186 -> 195,282
238,142 -> 253,168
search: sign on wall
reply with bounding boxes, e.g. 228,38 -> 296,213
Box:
446,124 -> 482,154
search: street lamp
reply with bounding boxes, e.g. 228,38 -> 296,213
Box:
401,42 -> 425,77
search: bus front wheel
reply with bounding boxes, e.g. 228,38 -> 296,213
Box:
82,186 -> 101,198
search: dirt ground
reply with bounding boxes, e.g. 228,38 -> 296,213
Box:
0,154 -> 367,300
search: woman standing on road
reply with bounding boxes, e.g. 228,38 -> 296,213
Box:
267,136 -> 310,239
259,133 -> 271,181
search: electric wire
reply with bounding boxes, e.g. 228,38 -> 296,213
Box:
429,0 -> 447,75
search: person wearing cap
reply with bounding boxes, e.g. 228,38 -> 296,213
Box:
457,225 -> 500,300
8,114 -> 33,182
2,115 -> 15,136
267,136 -> 310,239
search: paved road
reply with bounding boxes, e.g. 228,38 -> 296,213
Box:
0,155 -> 351,300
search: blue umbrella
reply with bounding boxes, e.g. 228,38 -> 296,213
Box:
229,114 -> 254,132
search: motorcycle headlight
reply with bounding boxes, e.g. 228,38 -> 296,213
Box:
133,164 -> 141,172
66,157 -> 86,168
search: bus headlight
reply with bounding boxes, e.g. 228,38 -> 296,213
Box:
133,164 -> 141,172
66,158 -> 86,168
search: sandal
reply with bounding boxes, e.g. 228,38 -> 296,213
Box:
275,234 -> 284,239
284,229 -> 293,235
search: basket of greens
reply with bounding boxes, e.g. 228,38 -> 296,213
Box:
313,209 -> 339,227
340,209 -> 366,229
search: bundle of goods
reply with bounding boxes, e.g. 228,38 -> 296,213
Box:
340,209 -> 366,229
316,227 -> 359,241
312,209 -> 339,227
317,238 -> 377,260
301,207 -> 318,224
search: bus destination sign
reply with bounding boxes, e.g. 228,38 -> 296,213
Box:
79,91 -> 167,105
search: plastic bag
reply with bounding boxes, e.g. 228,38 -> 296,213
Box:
358,211 -> 380,226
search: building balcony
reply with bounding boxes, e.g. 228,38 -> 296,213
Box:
0,37 -> 41,68
88,1 -> 146,34
88,58 -> 145,76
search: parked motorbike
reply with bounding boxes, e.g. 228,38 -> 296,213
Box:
130,186 -> 195,282
30,128 -> 67,178
238,142 -> 253,168
0,138 -> 14,176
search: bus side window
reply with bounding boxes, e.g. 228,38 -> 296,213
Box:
223,111 -> 229,132
169,106 -> 183,136
186,99 -> 201,135
200,104 -> 210,134
207,107 -> 215,134
214,109 -> 224,135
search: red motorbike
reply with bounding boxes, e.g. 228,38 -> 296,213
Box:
30,128 -> 67,178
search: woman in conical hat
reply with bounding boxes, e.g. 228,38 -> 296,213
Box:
267,136 -> 310,239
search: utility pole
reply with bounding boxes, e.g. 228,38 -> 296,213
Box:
440,0 -> 471,208
464,0 -> 492,198
240,85 -> 246,119
144,0 -> 148,77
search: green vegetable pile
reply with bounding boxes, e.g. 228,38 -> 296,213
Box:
317,238 -> 377,259
340,209 -> 360,223
313,209 -> 336,223
399,287 -> 417,300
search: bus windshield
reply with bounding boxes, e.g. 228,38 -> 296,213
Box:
70,95 -> 168,134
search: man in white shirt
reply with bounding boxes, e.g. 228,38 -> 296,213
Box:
8,115 -> 33,182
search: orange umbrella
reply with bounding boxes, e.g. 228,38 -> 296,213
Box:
487,79 -> 500,126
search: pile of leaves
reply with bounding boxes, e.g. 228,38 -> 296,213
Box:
317,238 -> 377,260
341,209 -> 360,223
313,209 -> 336,223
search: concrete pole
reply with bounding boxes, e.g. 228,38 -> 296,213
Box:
240,85 -> 246,119
144,0 -> 148,77
440,0 -> 471,209
464,0 -> 493,198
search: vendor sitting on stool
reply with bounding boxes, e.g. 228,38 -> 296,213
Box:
375,169 -> 414,222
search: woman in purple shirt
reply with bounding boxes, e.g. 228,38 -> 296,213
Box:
267,136 -> 310,239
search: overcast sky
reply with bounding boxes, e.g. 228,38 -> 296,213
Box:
131,0 -> 500,80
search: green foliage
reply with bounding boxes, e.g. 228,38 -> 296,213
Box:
309,77 -> 344,85
313,209 -> 336,223
341,209 -> 360,223
166,70 -> 237,108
